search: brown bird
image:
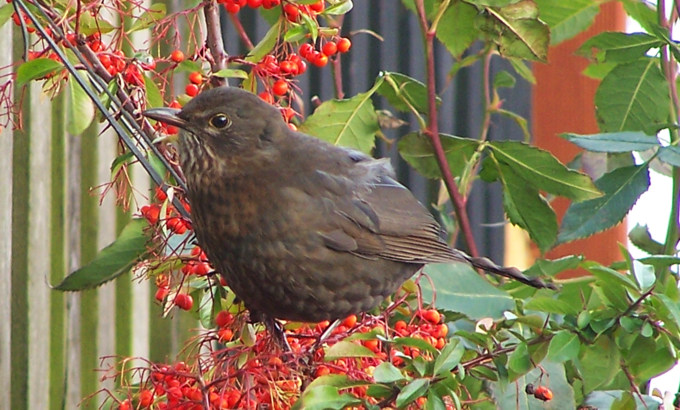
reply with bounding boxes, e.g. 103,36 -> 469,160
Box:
143,87 -> 552,329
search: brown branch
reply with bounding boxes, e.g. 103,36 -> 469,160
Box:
203,0 -> 228,86
414,0 -> 479,258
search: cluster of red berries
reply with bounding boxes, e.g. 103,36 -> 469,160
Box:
140,187 -> 192,233
282,0 -> 325,22
11,10 -> 36,33
298,37 -> 351,67
185,71 -> 203,97
217,0 -> 282,14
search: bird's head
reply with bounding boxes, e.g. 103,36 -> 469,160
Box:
143,87 -> 288,172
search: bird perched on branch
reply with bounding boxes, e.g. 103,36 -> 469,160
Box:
143,87 -> 553,337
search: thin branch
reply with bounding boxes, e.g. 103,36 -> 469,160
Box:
414,0 -> 479,258
203,0 -> 228,86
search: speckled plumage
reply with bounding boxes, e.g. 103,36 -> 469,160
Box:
143,87 -> 552,324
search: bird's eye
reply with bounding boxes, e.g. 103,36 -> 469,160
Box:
209,113 -> 231,129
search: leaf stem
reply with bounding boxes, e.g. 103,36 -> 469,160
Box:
414,0 -> 479,258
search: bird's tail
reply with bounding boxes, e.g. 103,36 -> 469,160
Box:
453,250 -> 557,290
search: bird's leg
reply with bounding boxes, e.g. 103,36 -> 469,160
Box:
317,319 -> 341,346
263,315 -> 292,353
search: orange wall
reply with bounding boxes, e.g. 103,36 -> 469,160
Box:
532,3 -> 627,278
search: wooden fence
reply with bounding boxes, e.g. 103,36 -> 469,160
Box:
1,2 -> 530,409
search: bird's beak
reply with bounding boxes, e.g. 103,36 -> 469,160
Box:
143,107 -> 187,129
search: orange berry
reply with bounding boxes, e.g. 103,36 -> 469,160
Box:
170,50 -> 184,63
322,41 -> 337,56
185,83 -> 199,97
337,37 -> 351,53
188,71 -> 203,85
272,79 -> 288,96
342,314 -> 357,328
422,309 -> 441,324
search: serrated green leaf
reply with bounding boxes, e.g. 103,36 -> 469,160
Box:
16,58 -> 64,86
395,378 -> 429,408
324,340 -> 376,361
489,140 -> 601,201
433,339 -> 464,376
577,32 -> 664,63
547,331 -> 580,362
299,88 -> 380,153
246,21 -> 280,63
398,132 -> 480,179
595,58 -> 670,133
495,162 -> 557,252
143,74 -> 163,109
377,72 -> 433,114
54,219 -> 150,290
524,296 -> 579,315
67,73 -> 95,135
534,0 -> 598,45
561,131 -> 659,153
436,1 -> 479,57
558,164 -> 649,244
127,3 -> 166,32
372,362 -> 406,383
420,263 -> 514,320
484,2 -> 550,62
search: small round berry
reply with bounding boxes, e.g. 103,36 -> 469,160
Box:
283,3 -> 299,21
322,41 -> 337,56
258,91 -> 274,104
309,0 -> 324,12
188,71 -> 203,85
225,2 -> 240,13
299,43 -> 314,58
174,293 -> 194,310
185,83 -> 199,97
311,52 -> 328,67
170,50 -> 184,63
337,37 -> 352,53
422,308 -> 441,324
247,0 -> 263,7
272,79 -> 289,96
342,314 -> 358,328
215,310 -> 234,327
154,287 -> 169,302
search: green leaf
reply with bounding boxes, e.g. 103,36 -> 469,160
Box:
372,362 -> 406,383
67,74 -> 95,135
561,131 -> 659,153
583,261 -> 639,291
489,140 -> 602,201
578,336 -> 621,393
284,23 -> 309,43
324,340 -> 376,361
534,0 -> 599,45
494,70 -> 516,89
127,3 -> 166,33
78,13 -> 116,35
0,3 -> 13,28
622,0 -> 660,34
653,294 -> 680,335
495,162 -> 557,252
16,58 -> 64,86
324,0 -> 353,15
435,1 -> 479,57
297,385 -> 362,410
299,88 -> 380,153
483,2 -> 550,62
507,342 -> 531,375
394,336 -> 438,355
420,263 -> 514,320
628,224 -> 665,254
433,339 -> 464,376
212,68 -> 249,79
523,255 -> 583,278
398,132 -> 480,179
577,32 -> 665,63
584,390 -> 661,410
54,219 -> 150,291
377,72 -> 433,114
524,296 -> 579,315
658,145 -> 680,167
558,164 -> 650,244
491,361 -> 576,409
547,331 -> 580,362
143,74 -> 163,109
246,21 -> 280,63
395,378 -> 429,408
595,58 -> 671,133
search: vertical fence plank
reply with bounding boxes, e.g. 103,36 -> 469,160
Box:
27,78 -> 53,410
0,18 -> 13,409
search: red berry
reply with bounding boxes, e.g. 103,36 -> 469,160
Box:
118,399 -> 132,410
283,3 -> 299,21
174,293 -> 193,310
394,320 -> 407,333
225,2 -> 240,13
139,389 -> 154,407
154,287 -> 169,302
141,204 -> 160,224
170,50 -> 184,63
215,310 -> 234,327
247,0 -> 263,7
342,314 -> 357,328
217,328 -> 234,342
322,41 -> 337,56
422,309 -> 441,324
185,83 -> 199,97
279,60 -> 295,74
299,43 -> 313,58
309,0 -> 324,12
311,52 -> 328,67
99,54 -> 112,68
188,71 -> 203,85
258,91 -> 274,104
337,37 -> 351,53
262,0 -> 280,9
272,79 -> 288,96
534,386 -> 553,401
66,32 -> 78,46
